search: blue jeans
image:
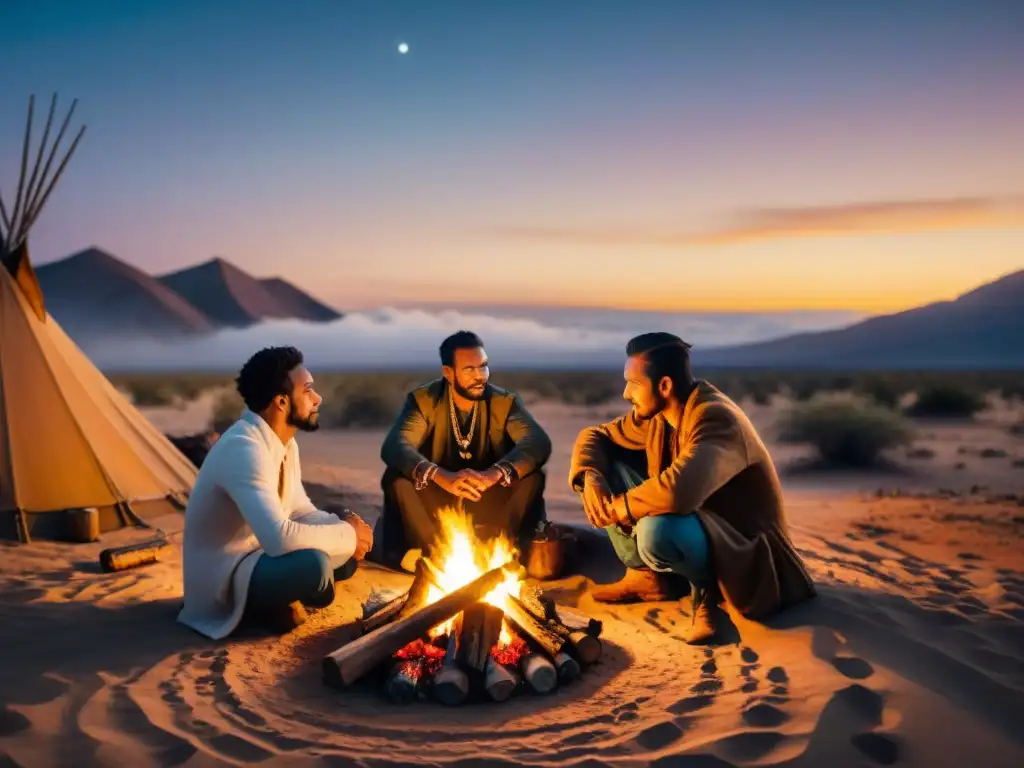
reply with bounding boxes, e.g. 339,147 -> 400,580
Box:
246,549 -> 358,613
604,462 -> 713,588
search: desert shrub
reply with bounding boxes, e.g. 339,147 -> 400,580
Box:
777,395 -> 916,468
209,390 -> 245,433
127,380 -> 175,407
855,376 -> 904,410
320,381 -> 407,428
905,385 -> 986,418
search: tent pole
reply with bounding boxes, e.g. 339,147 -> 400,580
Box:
14,508 -> 31,544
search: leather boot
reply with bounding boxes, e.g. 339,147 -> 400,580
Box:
590,568 -> 688,603
682,583 -> 721,644
261,600 -> 308,634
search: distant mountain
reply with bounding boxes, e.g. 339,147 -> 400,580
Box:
157,257 -> 340,328
693,269 -> 1024,369
35,248 -> 217,339
258,277 -> 343,322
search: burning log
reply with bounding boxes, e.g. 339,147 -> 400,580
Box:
322,562 -> 510,688
516,584 -> 603,664
554,651 -> 581,682
503,595 -> 566,659
485,632 -> 528,702
520,653 -> 557,694
457,603 -> 505,674
484,656 -> 519,702
432,631 -> 469,706
394,558 -> 438,621
385,658 -> 424,704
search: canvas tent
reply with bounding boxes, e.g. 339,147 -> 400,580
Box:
1,95 -> 197,542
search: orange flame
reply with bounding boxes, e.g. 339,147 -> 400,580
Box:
422,505 -> 523,642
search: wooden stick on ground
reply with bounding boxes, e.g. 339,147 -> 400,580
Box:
322,562 -> 510,689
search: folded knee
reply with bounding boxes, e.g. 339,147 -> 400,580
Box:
635,516 -> 674,568
293,548 -> 335,605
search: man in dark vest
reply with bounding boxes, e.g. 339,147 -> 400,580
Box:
375,331 -> 553,569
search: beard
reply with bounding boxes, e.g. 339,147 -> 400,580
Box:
287,402 -> 320,432
453,379 -> 487,401
632,392 -> 667,421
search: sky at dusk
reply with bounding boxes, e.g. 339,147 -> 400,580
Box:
2,0 -> 1023,315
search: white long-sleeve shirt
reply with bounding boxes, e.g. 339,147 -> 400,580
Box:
177,409 -> 356,639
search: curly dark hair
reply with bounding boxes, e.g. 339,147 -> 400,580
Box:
626,332 -> 693,396
236,346 -> 304,413
439,330 -> 484,367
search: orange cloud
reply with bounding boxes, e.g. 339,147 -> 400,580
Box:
486,195 -> 1024,247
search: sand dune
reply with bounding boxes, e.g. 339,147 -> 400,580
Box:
1,402 -> 1022,767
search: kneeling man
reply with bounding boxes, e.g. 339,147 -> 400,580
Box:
375,331 -> 552,568
570,333 -> 815,644
178,346 -> 373,639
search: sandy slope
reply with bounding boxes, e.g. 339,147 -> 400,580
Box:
1,402 -> 1022,767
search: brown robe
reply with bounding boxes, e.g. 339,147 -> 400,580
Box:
568,381 -> 815,619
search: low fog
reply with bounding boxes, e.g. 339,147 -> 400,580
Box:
82,306 -> 858,372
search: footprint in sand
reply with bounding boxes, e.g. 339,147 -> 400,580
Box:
666,648 -> 723,718
811,626 -> 876,682
737,649 -> 792,730
829,684 -> 902,765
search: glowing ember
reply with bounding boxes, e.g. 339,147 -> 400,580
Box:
491,633 -> 529,666
394,638 -> 446,676
422,505 -> 523,642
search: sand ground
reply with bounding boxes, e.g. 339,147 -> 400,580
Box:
1,398 -> 1022,767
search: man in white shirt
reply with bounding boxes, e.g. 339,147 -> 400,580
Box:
178,346 -> 374,639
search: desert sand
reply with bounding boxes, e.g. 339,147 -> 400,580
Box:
2,398 -> 1022,767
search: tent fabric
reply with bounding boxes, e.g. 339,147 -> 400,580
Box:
0,266 -> 197,515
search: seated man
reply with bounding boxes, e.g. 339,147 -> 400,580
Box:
569,333 -> 815,644
178,346 -> 374,639
375,331 -> 552,569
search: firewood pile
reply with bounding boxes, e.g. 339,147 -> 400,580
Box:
322,557 -> 603,705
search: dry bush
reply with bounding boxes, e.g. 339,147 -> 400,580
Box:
320,378 -> 408,428
905,385 -> 986,418
209,389 -> 245,433
777,394 -> 916,468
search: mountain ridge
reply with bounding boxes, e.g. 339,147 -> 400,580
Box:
34,248 -> 344,343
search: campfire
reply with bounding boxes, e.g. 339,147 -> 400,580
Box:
323,506 -> 603,704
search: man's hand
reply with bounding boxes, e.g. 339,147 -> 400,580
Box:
434,468 -> 486,502
341,512 -> 374,560
582,471 -> 615,528
469,467 -> 504,492
608,495 -> 637,528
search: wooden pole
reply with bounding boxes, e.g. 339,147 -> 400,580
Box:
322,562 -> 509,688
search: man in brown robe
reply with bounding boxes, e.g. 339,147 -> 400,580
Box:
569,333 -> 815,643
375,331 -> 552,569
